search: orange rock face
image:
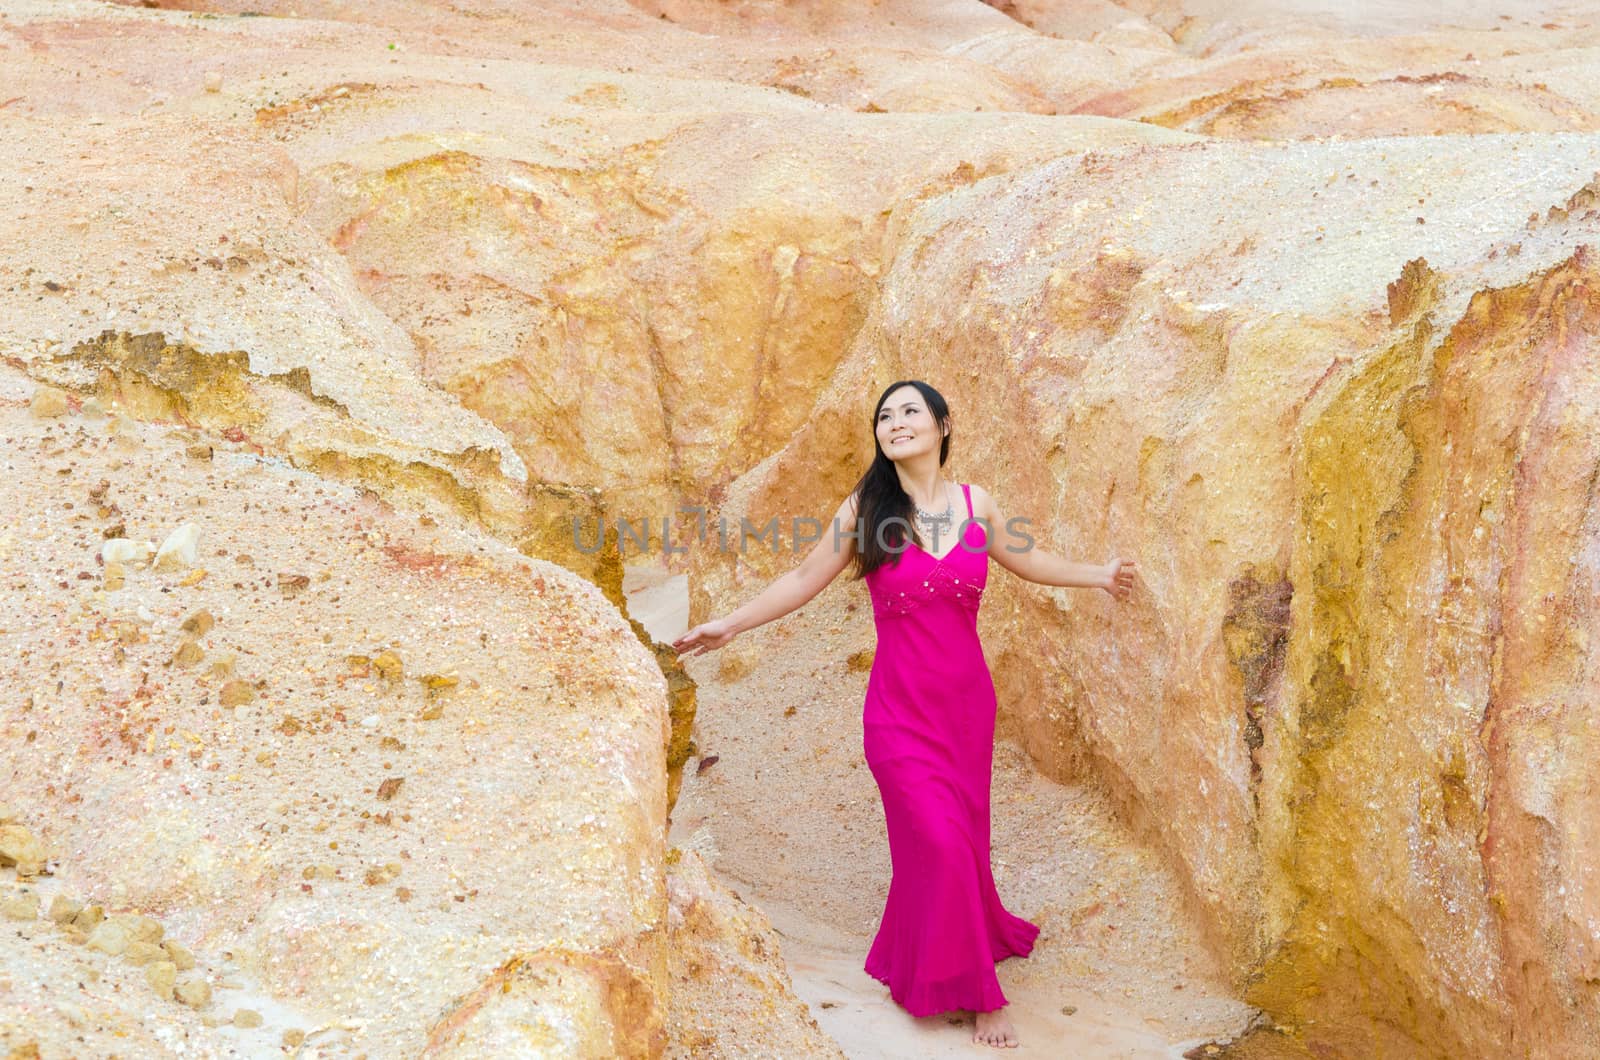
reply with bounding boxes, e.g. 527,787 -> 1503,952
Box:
698,137 -> 1600,1058
6,0 -> 1600,1056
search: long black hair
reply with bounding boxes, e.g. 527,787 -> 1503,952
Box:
848,380 -> 952,580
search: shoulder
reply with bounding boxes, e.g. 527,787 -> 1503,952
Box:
962,482 -> 998,521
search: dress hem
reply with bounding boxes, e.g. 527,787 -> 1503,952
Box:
862,919 -> 1040,1018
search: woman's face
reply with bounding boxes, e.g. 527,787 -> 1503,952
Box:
875,386 -> 944,462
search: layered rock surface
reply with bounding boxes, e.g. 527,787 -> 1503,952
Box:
6,0 -> 1600,1056
699,134 -> 1600,1057
0,378 -> 672,1054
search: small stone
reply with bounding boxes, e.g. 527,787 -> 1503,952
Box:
177,568 -> 207,587
73,905 -> 104,930
420,673 -> 458,697
146,960 -> 177,1000
203,70 -> 223,93
394,887 -> 413,903
233,1008 -> 263,1029
103,563 -> 125,591
1,891 -> 39,921
283,1029 -> 306,1047
1061,1004 -> 1077,1016
5,1042 -> 41,1060
208,654 -> 236,679
125,940 -> 167,966
161,939 -> 196,971
108,913 -> 163,944
372,650 -> 403,683
171,639 -> 205,668
376,777 -> 404,802
185,443 -> 213,461
181,610 -> 216,636
363,862 -> 402,886
59,923 -> 88,946
0,824 -> 45,877
86,921 -> 132,957
153,522 -> 200,571
29,386 -> 70,418
219,680 -> 254,708
277,572 -> 311,596
48,895 -> 82,924
175,977 -> 212,1009
418,703 -> 444,721
101,538 -> 155,567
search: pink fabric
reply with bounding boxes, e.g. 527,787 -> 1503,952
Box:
861,483 -> 1040,1017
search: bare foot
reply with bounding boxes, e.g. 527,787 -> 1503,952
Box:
973,1007 -> 1019,1048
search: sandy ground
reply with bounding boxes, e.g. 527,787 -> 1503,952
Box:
624,560 -> 1258,1059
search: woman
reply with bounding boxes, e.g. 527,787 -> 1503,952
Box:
672,380 -> 1137,1049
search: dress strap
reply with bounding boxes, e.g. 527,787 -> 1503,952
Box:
961,482 -> 974,520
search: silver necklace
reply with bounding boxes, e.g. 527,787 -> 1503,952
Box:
912,481 -> 954,534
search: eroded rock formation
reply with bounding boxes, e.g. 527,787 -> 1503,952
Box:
6,0 -> 1600,1056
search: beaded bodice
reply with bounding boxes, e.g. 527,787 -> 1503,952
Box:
865,485 -> 988,622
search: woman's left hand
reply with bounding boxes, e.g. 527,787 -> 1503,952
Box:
1102,557 -> 1138,601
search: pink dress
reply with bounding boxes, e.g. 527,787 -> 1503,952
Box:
861,482 -> 1040,1016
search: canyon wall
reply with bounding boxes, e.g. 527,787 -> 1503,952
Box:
699,133 -> 1600,1056
6,0 -> 1600,1056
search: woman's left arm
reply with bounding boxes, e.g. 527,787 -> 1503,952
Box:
970,484 -> 1137,600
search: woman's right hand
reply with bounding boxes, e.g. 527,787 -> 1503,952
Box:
672,618 -> 737,657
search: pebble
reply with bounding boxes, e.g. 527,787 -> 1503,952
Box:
86,921 -> 132,957
0,824 -> 46,877
29,387 -> 70,418
171,639 -> 205,668
154,522 -> 200,571
48,895 -> 82,923
176,977 -> 212,1009
108,913 -> 163,944
219,679 -> 255,707
146,960 -> 178,1000
1,891 -> 39,921
125,940 -> 167,966
373,650 -> 404,683
233,1008 -> 263,1029
102,538 -> 155,566
163,939 -> 196,971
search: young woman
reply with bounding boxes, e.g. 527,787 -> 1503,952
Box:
672,380 -> 1137,1049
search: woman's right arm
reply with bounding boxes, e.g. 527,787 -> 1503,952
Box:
671,492 -> 859,657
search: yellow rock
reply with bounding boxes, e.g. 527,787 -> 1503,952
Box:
29,387 -> 70,418
372,650 -> 404,683
218,680 -> 254,707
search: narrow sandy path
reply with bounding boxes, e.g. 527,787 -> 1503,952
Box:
627,563 -> 1257,1058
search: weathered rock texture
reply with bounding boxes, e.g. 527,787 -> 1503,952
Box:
7,0 -> 1600,1056
701,134 -> 1600,1057
0,380 -> 670,1054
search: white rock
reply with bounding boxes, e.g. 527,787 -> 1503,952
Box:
102,538 -> 155,566
154,522 -> 200,571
